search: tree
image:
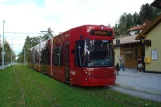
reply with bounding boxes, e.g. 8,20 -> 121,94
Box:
113,3 -> 161,36
125,13 -> 134,31
115,12 -> 134,35
133,12 -> 142,26
139,3 -> 160,23
17,28 -> 54,63
0,46 -> 2,65
0,40 -> 16,65
17,52 -> 23,63
113,24 -> 120,37
18,35 -> 43,63
108,23 -> 111,27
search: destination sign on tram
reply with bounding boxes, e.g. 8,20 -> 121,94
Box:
90,30 -> 112,36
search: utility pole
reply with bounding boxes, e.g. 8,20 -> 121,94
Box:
11,38 -> 13,65
24,49 -> 25,64
2,20 -> 5,70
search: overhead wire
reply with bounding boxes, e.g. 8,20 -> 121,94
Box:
3,0 -> 86,36
58,0 -> 86,22
2,0 -> 87,54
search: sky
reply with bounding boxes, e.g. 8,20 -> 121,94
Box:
0,0 -> 154,55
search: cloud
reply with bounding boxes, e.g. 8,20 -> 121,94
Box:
0,0 -> 154,55
52,0 -> 154,32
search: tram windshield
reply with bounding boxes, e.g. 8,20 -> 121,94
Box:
75,39 -> 114,67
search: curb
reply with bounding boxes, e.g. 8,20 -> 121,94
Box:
0,65 -> 10,70
115,82 -> 161,96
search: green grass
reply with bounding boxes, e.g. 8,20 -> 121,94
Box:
0,66 -> 23,107
0,65 -> 161,107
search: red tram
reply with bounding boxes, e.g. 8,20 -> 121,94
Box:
27,25 -> 116,86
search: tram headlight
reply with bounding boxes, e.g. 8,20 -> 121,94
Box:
85,71 -> 91,76
70,70 -> 76,75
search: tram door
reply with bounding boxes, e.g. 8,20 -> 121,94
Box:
64,44 -> 70,81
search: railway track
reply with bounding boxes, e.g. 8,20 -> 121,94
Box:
13,66 -> 26,107
13,65 -> 55,107
23,68 -> 53,106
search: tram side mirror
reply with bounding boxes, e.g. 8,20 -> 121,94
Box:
71,49 -> 75,54
116,39 -> 120,47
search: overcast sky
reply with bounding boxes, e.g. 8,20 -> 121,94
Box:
0,0 -> 154,55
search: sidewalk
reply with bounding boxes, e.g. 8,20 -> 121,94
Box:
0,65 -> 10,70
116,68 -> 161,95
0,63 -> 18,70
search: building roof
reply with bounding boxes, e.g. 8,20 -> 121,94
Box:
151,0 -> 161,9
135,15 -> 161,40
127,25 -> 146,32
113,35 -> 140,45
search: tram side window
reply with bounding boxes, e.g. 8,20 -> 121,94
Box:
48,49 -> 51,65
35,51 -> 39,64
40,50 -> 43,64
53,48 -> 61,66
41,50 -> 45,64
45,48 -> 50,65
32,50 -> 35,64
74,40 -> 85,67
29,51 -> 32,63
64,45 -> 69,66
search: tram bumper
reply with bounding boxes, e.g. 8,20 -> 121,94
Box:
81,75 -> 116,86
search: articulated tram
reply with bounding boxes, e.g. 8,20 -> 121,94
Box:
27,25 -> 116,86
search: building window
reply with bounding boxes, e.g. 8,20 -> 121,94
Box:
124,49 -> 128,61
129,48 -> 133,60
124,48 -> 134,61
126,52 -> 130,61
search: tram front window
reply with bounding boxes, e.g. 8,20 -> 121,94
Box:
75,39 -> 114,67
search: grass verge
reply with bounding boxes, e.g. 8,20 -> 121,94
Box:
0,65 -> 161,107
